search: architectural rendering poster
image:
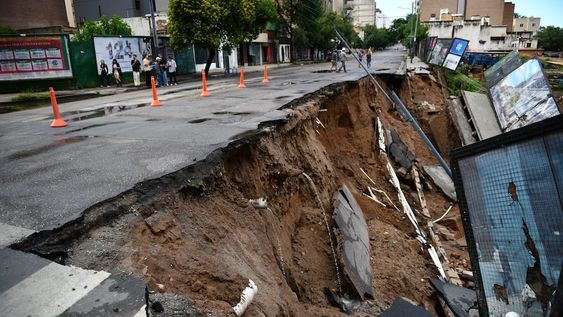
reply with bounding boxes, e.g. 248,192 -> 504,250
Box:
0,35 -> 72,81
93,36 -> 151,75
453,119 -> 563,317
428,39 -> 453,67
424,36 -> 438,61
490,59 -> 560,131
485,50 -> 523,88
442,38 -> 469,71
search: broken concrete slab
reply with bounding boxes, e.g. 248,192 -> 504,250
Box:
145,210 -> 175,234
378,297 -> 433,317
386,128 -> 416,170
430,277 -> 477,317
333,185 -> 374,300
423,165 -> 457,201
461,90 -> 501,141
447,97 -> 476,146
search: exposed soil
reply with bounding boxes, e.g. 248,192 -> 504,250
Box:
17,73 -> 470,316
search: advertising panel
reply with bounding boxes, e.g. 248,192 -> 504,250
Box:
490,59 -> 560,131
0,35 -> 72,81
451,116 -> 563,317
442,38 -> 469,71
484,50 -> 522,88
428,39 -> 453,67
93,36 -> 152,74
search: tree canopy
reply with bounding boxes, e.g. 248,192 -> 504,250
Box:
73,16 -> 132,42
0,26 -> 17,35
363,25 -> 391,50
538,26 -> 563,51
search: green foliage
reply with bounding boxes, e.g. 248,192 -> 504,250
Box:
168,0 -> 277,51
444,69 -> 487,96
399,14 -> 428,47
315,12 -> 360,51
363,25 -> 391,50
0,26 -> 17,35
11,92 -> 50,102
73,16 -> 132,42
538,26 -> 563,51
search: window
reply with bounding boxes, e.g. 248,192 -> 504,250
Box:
532,23 -> 536,27
526,43 -> 532,48
135,0 -> 140,10
520,23 -> 524,27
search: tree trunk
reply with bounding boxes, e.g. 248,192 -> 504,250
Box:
205,48 -> 216,76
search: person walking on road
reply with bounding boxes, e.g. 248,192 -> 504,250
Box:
366,48 -> 372,68
99,60 -> 109,87
111,59 -> 122,87
143,55 -> 152,87
337,49 -> 347,73
167,56 -> 177,85
358,49 -> 364,68
131,54 -> 141,87
330,49 -> 338,72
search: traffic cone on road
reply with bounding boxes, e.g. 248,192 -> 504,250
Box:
150,76 -> 162,107
49,87 -> 67,128
201,71 -> 210,97
238,67 -> 246,88
262,65 -> 270,84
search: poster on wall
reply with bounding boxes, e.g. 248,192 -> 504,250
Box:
0,35 -> 72,81
490,59 -> 560,131
442,38 -> 469,71
428,39 -> 453,67
93,36 -> 152,75
451,116 -> 563,317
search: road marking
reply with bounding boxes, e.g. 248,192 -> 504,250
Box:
0,222 -> 35,248
0,262 -> 110,317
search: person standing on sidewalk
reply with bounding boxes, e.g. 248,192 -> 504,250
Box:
167,56 -> 177,85
131,54 -> 141,87
159,56 -> 168,86
112,59 -> 122,87
337,49 -> 347,73
143,55 -> 152,87
99,60 -> 109,87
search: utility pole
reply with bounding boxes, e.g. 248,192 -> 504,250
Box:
149,0 -> 158,57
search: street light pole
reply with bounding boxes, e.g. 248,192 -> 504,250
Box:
149,0 -> 159,57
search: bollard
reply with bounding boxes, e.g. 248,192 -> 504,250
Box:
150,76 -> 162,106
262,65 -> 270,84
201,71 -> 210,97
238,67 -> 246,88
49,87 -> 68,128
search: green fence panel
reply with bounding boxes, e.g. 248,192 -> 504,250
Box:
175,45 -> 196,75
69,41 -> 99,88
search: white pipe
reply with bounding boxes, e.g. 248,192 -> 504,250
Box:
233,279 -> 258,316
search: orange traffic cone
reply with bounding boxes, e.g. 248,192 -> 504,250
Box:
150,76 -> 162,106
238,67 -> 246,88
49,87 -> 67,128
262,65 -> 270,84
201,71 -> 210,97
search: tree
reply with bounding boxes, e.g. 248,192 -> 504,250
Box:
0,26 -> 17,35
538,26 -> 563,51
398,14 -> 428,48
316,12 -> 359,51
73,16 -> 132,42
363,25 -> 390,50
169,0 -> 277,75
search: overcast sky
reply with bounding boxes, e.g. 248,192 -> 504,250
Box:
377,0 -> 562,27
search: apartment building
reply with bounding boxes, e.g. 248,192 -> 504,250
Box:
2,0 -> 76,32
419,0 -> 513,27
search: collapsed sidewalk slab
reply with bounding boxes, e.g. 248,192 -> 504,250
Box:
460,90 -> 501,141
423,165 -> 457,201
430,277 -> 477,317
333,185 -> 374,300
378,297 -> 433,317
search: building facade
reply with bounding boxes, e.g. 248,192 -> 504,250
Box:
1,0 -> 76,32
419,0 -> 513,27
74,0 -> 169,23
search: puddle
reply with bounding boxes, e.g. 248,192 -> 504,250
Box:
7,136 -> 96,161
312,70 -> 333,73
228,129 -> 259,140
59,122 -> 123,135
212,111 -> 253,116
146,118 -> 161,122
0,101 -> 50,114
59,104 -> 148,122
188,118 -> 211,123
275,96 -> 289,100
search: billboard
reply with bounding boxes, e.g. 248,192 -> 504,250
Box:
484,50 -> 522,88
0,35 -> 72,81
442,38 -> 469,71
93,36 -> 152,75
490,59 -> 560,131
428,39 -> 453,67
451,116 -> 563,317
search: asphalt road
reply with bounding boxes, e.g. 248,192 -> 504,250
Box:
0,47 -> 406,245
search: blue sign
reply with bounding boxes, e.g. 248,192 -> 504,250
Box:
449,38 -> 468,56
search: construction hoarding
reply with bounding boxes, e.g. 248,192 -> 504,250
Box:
93,36 -> 152,75
451,115 -> 563,317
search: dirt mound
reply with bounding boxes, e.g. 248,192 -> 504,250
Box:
20,75 -> 469,316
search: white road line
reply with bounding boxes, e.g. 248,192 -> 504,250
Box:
0,222 -> 36,248
0,263 -> 110,317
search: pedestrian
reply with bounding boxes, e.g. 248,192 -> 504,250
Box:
112,59 -> 122,87
337,49 -> 347,73
99,60 -> 109,87
330,49 -> 338,72
366,48 -> 372,68
358,49 -> 364,67
143,55 -> 152,87
167,56 -> 177,85
158,55 -> 168,86
131,54 -> 141,87
155,56 -> 162,87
